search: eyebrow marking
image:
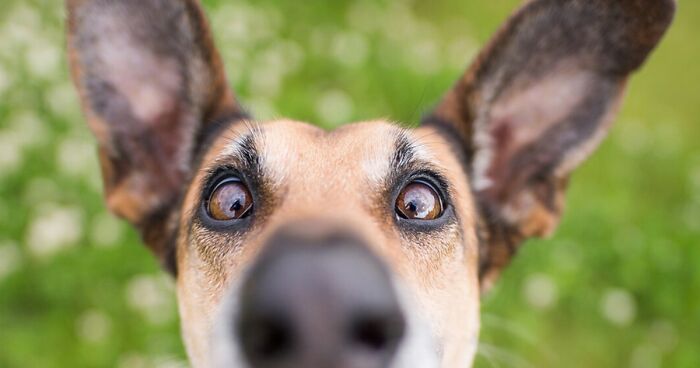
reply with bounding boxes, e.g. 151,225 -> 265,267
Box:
387,130 -> 453,198
216,126 -> 265,178
235,132 -> 262,175
392,130 -> 419,174
390,130 -> 441,175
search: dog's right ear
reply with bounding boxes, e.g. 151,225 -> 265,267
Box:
67,0 -> 247,270
422,0 -> 675,289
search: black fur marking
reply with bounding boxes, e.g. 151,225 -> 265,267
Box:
391,132 -> 418,174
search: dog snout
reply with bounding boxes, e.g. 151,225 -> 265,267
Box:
236,227 -> 406,368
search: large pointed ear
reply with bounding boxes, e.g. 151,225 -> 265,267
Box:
422,0 -> 675,289
67,0 -> 247,270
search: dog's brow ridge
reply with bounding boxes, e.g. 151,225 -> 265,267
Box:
392,131 -> 418,174
390,131 -> 446,177
209,128 -> 265,176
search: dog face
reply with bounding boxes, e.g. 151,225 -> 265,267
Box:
182,121 -> 481,367
66,0 -> 674,367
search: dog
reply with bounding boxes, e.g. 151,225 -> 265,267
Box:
66,0 -> 675,366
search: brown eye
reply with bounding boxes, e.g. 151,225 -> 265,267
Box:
207,179 -> 253,221
395,181 -> 443,220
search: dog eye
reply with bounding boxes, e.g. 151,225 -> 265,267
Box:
395,181 -> 443,220
207,178 -> 253,221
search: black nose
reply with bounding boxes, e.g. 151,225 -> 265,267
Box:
237,228 -> 406,368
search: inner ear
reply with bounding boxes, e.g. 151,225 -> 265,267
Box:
479,69 -> 621,204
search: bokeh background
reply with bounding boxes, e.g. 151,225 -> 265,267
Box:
0,0 -> 698,367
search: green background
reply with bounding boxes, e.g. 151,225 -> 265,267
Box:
0,0 -> 698,367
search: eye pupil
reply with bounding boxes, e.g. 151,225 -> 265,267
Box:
406,202 -> 418,213
207,179 -> 253,221
395,181 -> 443,221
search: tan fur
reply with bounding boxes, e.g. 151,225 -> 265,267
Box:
174,121 -> 481,365
66,0 -> 675,366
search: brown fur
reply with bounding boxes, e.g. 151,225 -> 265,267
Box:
66,0 -> 675,366
67,0 -> 245,267
424,0 -> 675,287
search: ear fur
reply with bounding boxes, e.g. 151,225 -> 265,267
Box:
423,0 -> 676,288
67,0 -> 247,270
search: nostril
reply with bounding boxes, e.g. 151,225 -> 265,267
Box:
237,231 -> 408,366
350,313 -> 406,353
239,316 -> 294,362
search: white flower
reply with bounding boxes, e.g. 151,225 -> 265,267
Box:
90,212 -> 125,248
125,275 -> 176,325
76,309 -> 112,343
26,205 -> 83,259
316,90 -> 354,127
522,273 -> 558,310
331,32 -> 369,67
601,288 -> 637,326
56,136 -> 98,177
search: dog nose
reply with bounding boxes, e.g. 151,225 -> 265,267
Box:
236,228 -> 406,368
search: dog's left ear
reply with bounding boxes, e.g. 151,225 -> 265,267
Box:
423,0 -> 675,289
67,0 -> 247,271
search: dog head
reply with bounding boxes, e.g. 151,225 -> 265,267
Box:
66,0 -> 675,366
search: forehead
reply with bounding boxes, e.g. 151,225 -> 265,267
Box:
204,119 -> 439,189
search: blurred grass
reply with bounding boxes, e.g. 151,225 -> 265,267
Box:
0,0 -> 698,367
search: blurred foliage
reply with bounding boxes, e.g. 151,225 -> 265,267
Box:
0,0 -> 698,367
